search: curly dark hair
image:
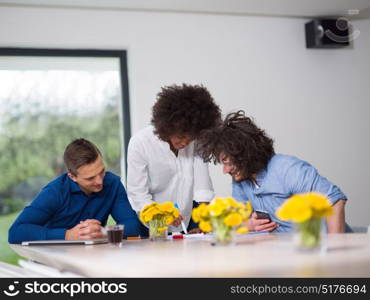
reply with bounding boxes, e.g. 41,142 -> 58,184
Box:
196,110 -> 275,181
151,84 -> 221,140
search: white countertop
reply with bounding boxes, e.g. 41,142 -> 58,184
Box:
11,233 -> 370,277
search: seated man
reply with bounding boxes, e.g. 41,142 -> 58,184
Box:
8,138 -> 143,243
196,110 -> 349,233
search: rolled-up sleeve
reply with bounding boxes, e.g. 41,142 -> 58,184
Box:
285,160 -> 347,205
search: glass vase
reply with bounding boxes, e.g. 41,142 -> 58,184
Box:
211,218 -> 234,246
295,218 -> 322,250
148,218 -> 168,241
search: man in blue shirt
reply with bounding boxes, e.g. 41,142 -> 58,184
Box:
196,111 -> 348,233
8,138 -> 144,243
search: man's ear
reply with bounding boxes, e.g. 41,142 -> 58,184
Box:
67,173 -> 77,182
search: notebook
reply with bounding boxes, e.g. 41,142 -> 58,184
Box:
21,238 -> 108,246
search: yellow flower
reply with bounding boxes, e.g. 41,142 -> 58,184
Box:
192,203 -> 210,223
140,201 -> 181,226
198,203 -> 209,218
140,202 -> 158,223
236,226 -> 249,234
289,201 -> 312,223
165,215 -> 175,225
157,226 -> 168,232
159,202 -> 175,213
142,207 -> 157,222
192,207 -> 201,223
238,201 -> 252,220
173,208 -> 180,218
199,221 -> 212,232
141,205 -> 163,223
208,205 -> 223,217
192,197 -> 253,235
141,202 -> 157,214
208,198 -> 227,217
316,206 -> 333,218
139,212 -> 145,224
276,193 -> 333,223
307,192 -> 333,217
224,213 -> 243,227
225,197 -> 239,208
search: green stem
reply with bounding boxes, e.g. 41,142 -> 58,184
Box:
212,218 -> 233,244
297,218 -> 321,248
148,218 -> 167,240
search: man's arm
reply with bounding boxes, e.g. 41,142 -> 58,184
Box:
8,186 -> 64,243
327,199 -> 346,233
111,181 -> 143,237
285,159 -> 348,234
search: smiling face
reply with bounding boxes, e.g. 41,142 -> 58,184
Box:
68,155 -> 106,195
168,134 -> 193,150
220,153 -> 245,182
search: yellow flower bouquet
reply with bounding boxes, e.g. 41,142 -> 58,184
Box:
192,197 -> 252,245
140,202 -> 180,240
276,192 -> 333,249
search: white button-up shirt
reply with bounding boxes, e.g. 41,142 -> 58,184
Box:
126,126 -> 214,231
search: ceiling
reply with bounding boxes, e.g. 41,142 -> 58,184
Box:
0,0 -> 369,19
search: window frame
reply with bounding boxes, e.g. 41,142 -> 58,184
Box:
0,47 -> 131,177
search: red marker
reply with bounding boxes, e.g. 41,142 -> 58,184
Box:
172,234 -> 184,239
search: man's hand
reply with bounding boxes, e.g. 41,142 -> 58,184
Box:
65,219 -> 105,240
247,212 -> 279,232
171,215 -> 184,227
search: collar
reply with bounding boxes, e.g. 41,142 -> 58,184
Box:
68,172 -> 112,195
255,169 -> 267,188
70,178 -> 83,193
239,168 -> 267,194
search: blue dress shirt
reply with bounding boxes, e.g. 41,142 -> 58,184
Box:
8,172 -> 144,243
232,154 -> 347,232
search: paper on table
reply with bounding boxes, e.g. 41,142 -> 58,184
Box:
183,233 -> 212,240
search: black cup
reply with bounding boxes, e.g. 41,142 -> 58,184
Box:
106,224 -> 124,246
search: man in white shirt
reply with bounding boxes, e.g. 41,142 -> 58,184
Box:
127,84 -> 221,234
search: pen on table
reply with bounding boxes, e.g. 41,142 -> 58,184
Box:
174,203 -> 188,234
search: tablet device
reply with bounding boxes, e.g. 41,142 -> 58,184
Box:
21,238 -> 108,246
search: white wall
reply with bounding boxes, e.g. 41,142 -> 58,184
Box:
0,6 -> 369,226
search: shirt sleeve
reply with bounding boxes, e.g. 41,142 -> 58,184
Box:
126,136 -> 153,212
8,186 -> 65,243
110,181 -> 142,237
284,159 -> 347,205
193,155 -> 214,202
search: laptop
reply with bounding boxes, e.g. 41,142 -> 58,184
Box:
22,238 -> 108,246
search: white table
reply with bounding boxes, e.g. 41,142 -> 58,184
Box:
11,233 -> 370,277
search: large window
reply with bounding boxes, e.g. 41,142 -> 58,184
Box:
0,48 -> 131,215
